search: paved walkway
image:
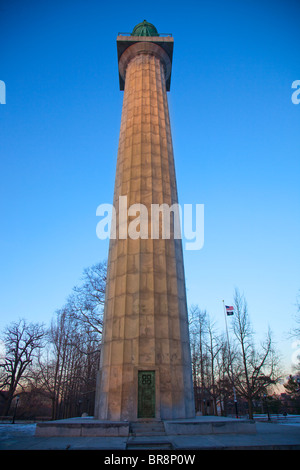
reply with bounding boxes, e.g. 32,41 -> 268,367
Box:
0,421 -> 299,450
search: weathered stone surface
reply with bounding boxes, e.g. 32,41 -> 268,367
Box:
35,419 -> 129,437
94,38 -> 195,421
164,417 -> 257,435
34,416 -> 256,438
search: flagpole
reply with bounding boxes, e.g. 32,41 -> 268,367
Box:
222,300 -> 238,418
223,300 -> 230,346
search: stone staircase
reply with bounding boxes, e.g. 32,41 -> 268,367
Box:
126,421 -> 173,450
129,420 -> 165,436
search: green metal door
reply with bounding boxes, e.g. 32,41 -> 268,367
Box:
138,371 -> 155,418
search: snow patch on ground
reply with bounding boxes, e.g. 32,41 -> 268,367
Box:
0,424 -> 36,440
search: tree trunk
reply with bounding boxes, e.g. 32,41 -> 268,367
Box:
2,394 -> 13,416
248,397 -> 254,419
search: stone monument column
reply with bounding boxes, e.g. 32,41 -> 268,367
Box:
94,21 -> 195,421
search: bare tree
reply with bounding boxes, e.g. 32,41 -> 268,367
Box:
33,306 -> 100,419
295,289 -> 300,336
189,306 -> 209,414
67,260 -> 107,335
27,261 -> 106,419
215,339 -> 234,416
189,307 -> 229,416
287,289 -> 300,373
206,317 -> 223,415
231,289 -> 280,419
0,319 -> 45,416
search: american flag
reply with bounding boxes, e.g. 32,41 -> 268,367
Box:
225,305 -> 234,315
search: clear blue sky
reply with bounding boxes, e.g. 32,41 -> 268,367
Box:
1,0 -> 299,374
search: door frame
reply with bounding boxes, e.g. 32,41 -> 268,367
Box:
137,370 -> 156,418
134,366 -> 160,420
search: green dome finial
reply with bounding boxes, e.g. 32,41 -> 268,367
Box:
131,20 -> 159,37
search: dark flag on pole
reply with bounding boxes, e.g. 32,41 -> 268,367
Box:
225,305 -> 234,315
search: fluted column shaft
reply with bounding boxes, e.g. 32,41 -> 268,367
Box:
95,42 -> 195,421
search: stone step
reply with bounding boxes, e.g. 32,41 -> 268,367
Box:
129,421 -> 166,436
126,441 -> 173,450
